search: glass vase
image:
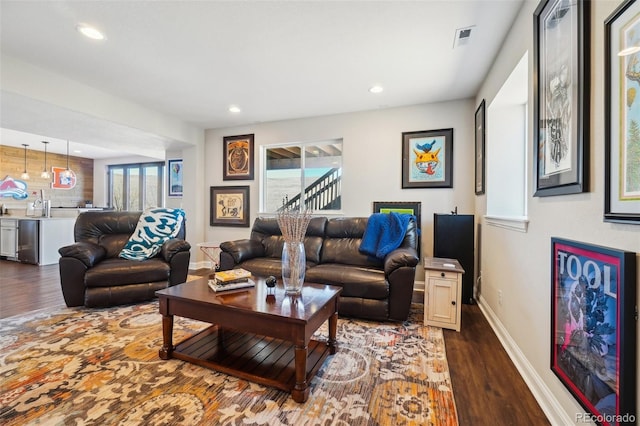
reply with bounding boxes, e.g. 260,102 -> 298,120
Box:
282,241 -> 305,295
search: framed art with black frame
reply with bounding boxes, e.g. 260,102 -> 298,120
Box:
475,99 -> 486,195
223,134 -> 254,181
373,201 -> 422,255
533,0 -> 590,197
372,201 -> 422,231
550,237 -> 636,425
401,128 -> 453,189
167,159 -> 183,197
605,0 -> 640,224
210,186 -> 250,227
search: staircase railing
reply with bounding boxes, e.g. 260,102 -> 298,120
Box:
279,168 -> 341,211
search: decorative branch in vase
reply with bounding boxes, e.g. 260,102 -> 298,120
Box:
276,198 -> 312,294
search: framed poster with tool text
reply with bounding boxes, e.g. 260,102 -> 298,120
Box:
534,0 -> 590,197
223,134 -> 254,180
550,237 -> 636,425
605,0 -> 640,223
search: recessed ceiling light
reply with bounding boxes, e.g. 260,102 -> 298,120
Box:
76,23 -> 106,40
229,105 -> 242,113
369,85 -> 384,94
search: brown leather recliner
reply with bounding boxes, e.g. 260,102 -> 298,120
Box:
58,210 -> 191,308
219,216 -> 419,321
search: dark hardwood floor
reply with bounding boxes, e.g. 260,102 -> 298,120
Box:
0,259 -> 549,425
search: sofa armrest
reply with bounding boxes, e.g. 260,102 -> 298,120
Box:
161,239 -> 192,262
220,239 -> 265,264
383,247 -> 419,276
58,242 -> 107,268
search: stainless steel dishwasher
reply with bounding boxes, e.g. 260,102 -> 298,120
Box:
17,219 -> 39,264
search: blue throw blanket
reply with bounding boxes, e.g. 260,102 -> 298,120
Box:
359,212 -> 413,260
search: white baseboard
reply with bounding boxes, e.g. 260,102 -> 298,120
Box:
190,260 -> 211,271
476,295 -> 573,425
412,280 -> 425,304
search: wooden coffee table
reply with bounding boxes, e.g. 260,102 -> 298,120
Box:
156,276 -> 341,403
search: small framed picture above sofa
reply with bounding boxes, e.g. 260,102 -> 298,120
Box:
210,186 -> 250,227
373,201 -> 422,255
372,201 -> 422,232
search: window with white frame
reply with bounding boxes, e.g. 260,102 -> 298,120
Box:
262,139 -> 342,213
486,52 -> 529,231
108,162 -> 164,211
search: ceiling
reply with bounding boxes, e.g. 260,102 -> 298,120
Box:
0,0 -> 523,159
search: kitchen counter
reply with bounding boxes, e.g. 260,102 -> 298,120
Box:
0,216 -> 75,265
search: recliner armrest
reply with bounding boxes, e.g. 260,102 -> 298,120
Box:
383,247 -> 419,276
220,239 -> 265,264
58,242 -> 107,268
161,239 -> 191,262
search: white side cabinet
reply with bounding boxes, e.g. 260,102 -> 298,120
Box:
0,219 -> 18,258
424,257 -> 464,332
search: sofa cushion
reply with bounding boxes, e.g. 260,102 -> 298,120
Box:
239,258 -> 318,278
321,237 -> 382,268
250,217 -> 326,264
85,258 -> 170,287
100,234 -> 131,258
119,208 -> 185,261
305,263 -> 388,299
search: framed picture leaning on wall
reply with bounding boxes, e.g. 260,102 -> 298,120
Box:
533,0 -> 590,197
550,238 -> 636,424
605,0 -> 640,224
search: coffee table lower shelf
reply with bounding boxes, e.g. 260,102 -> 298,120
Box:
170,325 -> 331,396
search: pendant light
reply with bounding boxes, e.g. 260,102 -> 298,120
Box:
20,144 -> 30,180
40,141 -> 51,179
62,140 -> 73,178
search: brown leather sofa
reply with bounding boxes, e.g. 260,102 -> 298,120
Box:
58,211 -> 191,308
219,216 -> 419,321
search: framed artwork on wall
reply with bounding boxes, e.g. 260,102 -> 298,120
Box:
167,159 -> 183,197
475,99 -> 486,195
223,134 -> 254,181
210,186 -> 250,227
605,0 -> 640,224
533,0 -> 590,197
401,128 -> 453,189
550,238 -> 636,424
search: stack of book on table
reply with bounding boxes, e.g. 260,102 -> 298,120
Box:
208,268 -> 254,292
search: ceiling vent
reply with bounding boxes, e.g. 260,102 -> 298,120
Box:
453,26 -> 475,49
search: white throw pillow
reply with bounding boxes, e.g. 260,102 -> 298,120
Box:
119,208 -> 185,261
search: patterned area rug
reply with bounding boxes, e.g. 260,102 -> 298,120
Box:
0,301 -> 458,425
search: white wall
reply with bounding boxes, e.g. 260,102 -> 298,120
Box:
203,100 -> 476,277
476,1 -> 640,424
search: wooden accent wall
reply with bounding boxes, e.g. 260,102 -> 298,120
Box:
0,145 -> 93,208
